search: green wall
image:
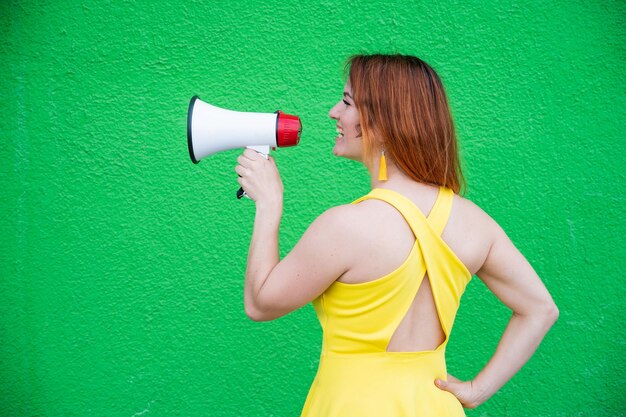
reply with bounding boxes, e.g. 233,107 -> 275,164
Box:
2,1 -> 624,416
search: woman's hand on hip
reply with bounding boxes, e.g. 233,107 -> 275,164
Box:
434,374 -> 483,409
235,148 -> 284,209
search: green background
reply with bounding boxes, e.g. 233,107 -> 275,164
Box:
2,1 -> 624,416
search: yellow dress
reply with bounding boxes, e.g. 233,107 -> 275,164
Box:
300,186 -> 473,417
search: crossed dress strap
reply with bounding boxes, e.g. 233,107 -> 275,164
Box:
351,186 -> 471,341
352,186 -> 454,237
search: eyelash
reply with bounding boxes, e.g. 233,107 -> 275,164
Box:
342,99 -> 350,106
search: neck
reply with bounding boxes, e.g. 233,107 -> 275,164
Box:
367,155 -> 443,195
369,157 -> 412,189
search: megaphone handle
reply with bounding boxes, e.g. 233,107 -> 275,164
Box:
237,146 -> 271,199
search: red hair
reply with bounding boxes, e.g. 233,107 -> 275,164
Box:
346,54 -> 466,195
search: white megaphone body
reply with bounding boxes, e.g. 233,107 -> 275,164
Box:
187,96 -> 302,199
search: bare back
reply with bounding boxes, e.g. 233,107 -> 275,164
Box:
336,183 -> 494,352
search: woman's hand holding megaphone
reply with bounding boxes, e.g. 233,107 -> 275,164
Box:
235,148 -> 284,211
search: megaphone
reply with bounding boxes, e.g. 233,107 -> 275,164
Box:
187,96 -> 302,199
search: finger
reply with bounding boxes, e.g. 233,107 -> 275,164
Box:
235,165 -> 247,176
435,379 -> 466,400
243,148 -> 261,160
237,154 -> 252,168
434,379 -> 454,392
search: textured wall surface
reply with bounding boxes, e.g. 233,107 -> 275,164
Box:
1,1 -> 624,416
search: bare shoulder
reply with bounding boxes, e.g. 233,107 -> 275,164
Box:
309,201 -> 394,252
453,193 -> 499,231
311,203 -> 370,237
446,193 -> 504,274
313,203 -> 359,226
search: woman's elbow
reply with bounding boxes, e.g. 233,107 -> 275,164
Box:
245,303 -> 270,322
546,302 -> 559,323
516,301 -> 559,324
245,299 -> 282,322
536,301 -> 559,326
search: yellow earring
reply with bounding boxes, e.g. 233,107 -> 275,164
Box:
378,149 -> 388,181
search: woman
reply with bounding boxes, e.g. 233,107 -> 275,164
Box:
235,54 -> 559,416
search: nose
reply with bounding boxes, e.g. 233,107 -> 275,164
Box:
328,101 -> 341,120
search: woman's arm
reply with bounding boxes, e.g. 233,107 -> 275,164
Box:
436,219 -> 559,408
235,150 -> 284,317
235,149 -> 352,321
244,202 -> 283,318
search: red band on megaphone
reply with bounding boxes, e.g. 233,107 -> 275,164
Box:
276,111 -> 302,148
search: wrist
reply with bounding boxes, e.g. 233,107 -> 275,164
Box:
255,200 -> 283,223
256,200 -> 282,212
471,377 -> 495,406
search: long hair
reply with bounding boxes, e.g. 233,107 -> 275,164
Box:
346,54 -> 466,195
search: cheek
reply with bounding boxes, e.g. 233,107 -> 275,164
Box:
346,113 -> 360,134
